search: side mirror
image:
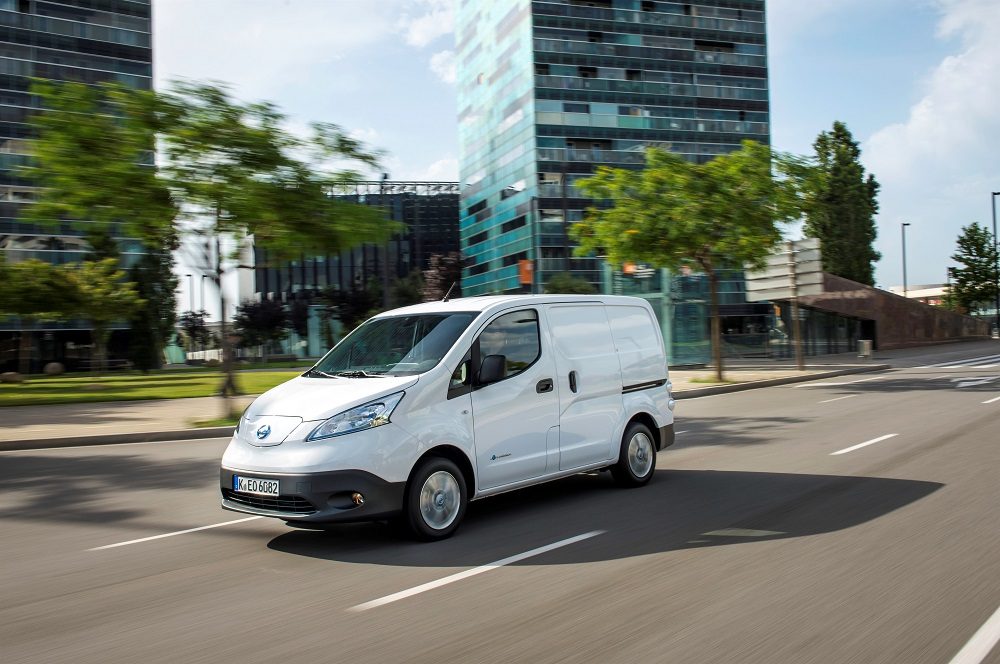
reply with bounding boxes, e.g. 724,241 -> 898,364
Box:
478,354 -> 507,385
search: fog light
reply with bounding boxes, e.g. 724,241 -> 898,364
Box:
351,492 -> 365,506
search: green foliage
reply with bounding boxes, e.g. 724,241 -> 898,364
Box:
178,310 -> 211,350
0,259 -> 81,375
234,299 -> 289,359
393,270 -> 426,306
949,222 -> 999,315
802,121 -> 881,285
544,272 -> 598,294
572,140 -> 812,379
321,280 -> 382,335
158,81 -> 393,262
20,80 -> 178,249
128,249 -> 179,372
422,252 -> 463,301
68,258 -> 143,374
288,300 -> 310,338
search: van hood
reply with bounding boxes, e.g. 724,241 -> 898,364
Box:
247,374 -> 420,422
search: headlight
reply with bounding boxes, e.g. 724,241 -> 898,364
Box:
307,392 -> 405,441
235,401 -> 255,433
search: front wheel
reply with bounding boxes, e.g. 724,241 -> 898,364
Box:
611,422 -> 656,487
403,457 -> 468,541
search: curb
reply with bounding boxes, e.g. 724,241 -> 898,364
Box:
0,426 -> 235,452
2,364 -> 892,451
673,364 -> 891,399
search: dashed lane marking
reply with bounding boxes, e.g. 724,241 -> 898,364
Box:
88,517 -> 263,551
830,433 -> 898,456
348,531 -> 605,612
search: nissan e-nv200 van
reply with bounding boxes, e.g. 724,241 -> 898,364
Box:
220,295 -> 676,540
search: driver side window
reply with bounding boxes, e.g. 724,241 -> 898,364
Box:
476,309 -> 540,384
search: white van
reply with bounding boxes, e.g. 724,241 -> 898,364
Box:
220,295 -> 676,540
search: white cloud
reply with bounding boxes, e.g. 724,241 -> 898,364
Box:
398,0 -> 455,47
864,0 -> 1000,285
154,0 -> 395,100
429,50 -> 457,84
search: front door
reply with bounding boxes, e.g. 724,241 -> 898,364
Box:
471,309 -> 559,490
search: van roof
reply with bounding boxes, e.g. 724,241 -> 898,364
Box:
375,294 -> 653,317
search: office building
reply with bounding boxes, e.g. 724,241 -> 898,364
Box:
0,0 -> 152,370
252,180 -> 461,302
456,0 -> 768,295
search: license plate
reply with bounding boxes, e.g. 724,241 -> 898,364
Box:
233,475 -> 279,497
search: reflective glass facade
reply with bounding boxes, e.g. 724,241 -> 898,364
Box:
457,0 -> 769,295
0,0 -> 152,269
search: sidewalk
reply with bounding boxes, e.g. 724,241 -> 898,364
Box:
0,356 -> 895,450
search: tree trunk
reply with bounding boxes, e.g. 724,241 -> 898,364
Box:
92,326 -> 108,377
706,266 -> 724,382
17,323 -> 32,375
215,231 -> 239,417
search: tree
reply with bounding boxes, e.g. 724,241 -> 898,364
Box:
67,259 -> 143,375
544,272 -> 598,294
0,259 -> 79,375
422,252 -> 463,301
128,249 -> 180,372
393,270 -> 426,306
19,80 -> 178,253
572,141 -> 812,381
158,81 -> 393,414
178,310 -> 211,352
949,222 -> 999,315
803,121 -> 881,285
234,299 -> 288,364
321,279 -> 382,335
288,300 -> 310,339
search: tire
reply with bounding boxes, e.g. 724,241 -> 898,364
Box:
403,457 -> 468,541
611,421 -> 657,487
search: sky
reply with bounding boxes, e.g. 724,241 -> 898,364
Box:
155,0 -> 1000,313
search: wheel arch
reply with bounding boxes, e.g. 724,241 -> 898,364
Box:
412,444 -> 476,493
626,412 -> 660,451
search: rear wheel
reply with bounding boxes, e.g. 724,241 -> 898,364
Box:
403,457 -> 468,541
611,422 -> 656,487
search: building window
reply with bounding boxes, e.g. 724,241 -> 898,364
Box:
563,103 -> 590,113
587,31 -> 603,43
468,230 -> 489,246
641,1 -> 655,10
467,199 -> 487,215
579,66 -> 597,79
626,70 -> 641,82
501,251 -> 529,267
535,63 -> 550,75
500,216 -> 527,234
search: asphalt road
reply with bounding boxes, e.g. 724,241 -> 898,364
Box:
2,342 -> 999,664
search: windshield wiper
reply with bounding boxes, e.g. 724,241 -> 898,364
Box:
335,370 -> 382,378
304,369 -> 340,379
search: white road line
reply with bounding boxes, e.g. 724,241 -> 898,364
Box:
947,604 -> 1000,664
348,530 -> 605,612
983,395 -> 1000,405
830,433 -> 898,456
818,394 -> 858,404
88,516 -> 262,551
930,354 -> 1000,369
675,430 -> 689,435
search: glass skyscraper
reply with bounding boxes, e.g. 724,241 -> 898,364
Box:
0,0 -> 152,267
0,0 -> 152,370
456,0 -> 768,295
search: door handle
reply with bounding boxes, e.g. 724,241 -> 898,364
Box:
568,371 -> 578,393
536,378 -> 553,394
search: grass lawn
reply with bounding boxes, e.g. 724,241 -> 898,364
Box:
0,371 -> 302,407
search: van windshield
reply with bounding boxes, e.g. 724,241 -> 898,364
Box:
309,313 -> 476,377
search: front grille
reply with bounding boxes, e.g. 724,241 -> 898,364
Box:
222,489 -> 317,515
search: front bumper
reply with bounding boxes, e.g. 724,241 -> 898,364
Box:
220,467 -> 405,523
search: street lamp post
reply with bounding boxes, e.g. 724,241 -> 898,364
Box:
901,222 -> 911,298
185,273 -> 194,312
200,275 -> 207,313
991,192 -> 999,334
